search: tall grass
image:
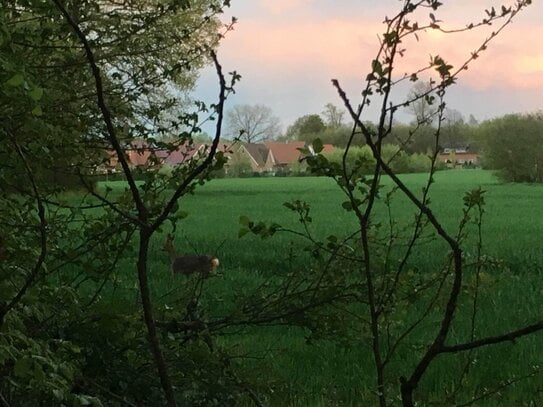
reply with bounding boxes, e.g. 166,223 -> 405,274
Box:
90,170 -> 543,405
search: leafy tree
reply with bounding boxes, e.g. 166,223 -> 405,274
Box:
285,114 -> 326,141
3,1 -> 542,407
479,112 -> 543,182
225,104 -> 281,143
1,1 -> 238,406
390,122 -> 436,154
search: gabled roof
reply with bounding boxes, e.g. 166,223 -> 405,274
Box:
155,143 -> 203,165
265,142 -> 335,165
264,142 -> 306,165
241,143 -> 269,167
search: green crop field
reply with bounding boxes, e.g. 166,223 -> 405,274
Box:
87,170 -> 543,405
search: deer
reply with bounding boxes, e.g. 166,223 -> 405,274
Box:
162,234 -> 219,278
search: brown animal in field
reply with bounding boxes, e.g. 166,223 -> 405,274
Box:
163,234 -> 219,278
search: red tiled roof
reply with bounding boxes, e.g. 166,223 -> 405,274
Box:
155,144 -> 203,165
265,142 -> 334,165
265,142 -> 305,165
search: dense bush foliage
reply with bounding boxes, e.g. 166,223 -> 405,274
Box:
478,113 -> 543,182
324,144 -> 434,175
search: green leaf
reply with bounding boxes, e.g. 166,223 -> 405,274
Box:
239,215 -> 251,227
176,210 -> 189,220
29,87 -> 44,101
6,73 -> 24,87
76,395 -> 93,406
371,59 -> 383,76
312,138 -> 323,154
238,228 -> 249,238
31,106 -> 43,116
52,389 -> 64,400
14,357 -> 32,377
341,201 -> 353,211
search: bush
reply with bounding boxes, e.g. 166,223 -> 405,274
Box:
226,157 -> 253,178
325,144 -> 432,175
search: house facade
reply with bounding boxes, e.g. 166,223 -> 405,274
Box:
226,141 -> 335,174
100,140 -> 335,175
437,147 -> 479,168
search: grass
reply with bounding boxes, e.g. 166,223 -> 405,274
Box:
86,170 -> 543,405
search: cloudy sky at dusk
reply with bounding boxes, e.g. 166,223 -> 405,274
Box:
194,0 -> 543,133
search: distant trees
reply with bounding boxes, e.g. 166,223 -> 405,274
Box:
405,82 -> 435,125
282,104 -> 357,147
322,103 -> 345,128
226,104 -> 281,143
478,112 -> 543,182
324,144 -> 432,175
285,114 -> 326,140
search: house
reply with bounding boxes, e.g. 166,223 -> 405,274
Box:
155,143 -> 206,166
437,146 -> 479,168
226,141 -> 335,174
99,139 -> 335,175
122,140 -> 210,168
265,141 -> 335,172
228,143 -> 275,173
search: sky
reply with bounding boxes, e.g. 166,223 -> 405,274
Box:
194,0 -> 543,134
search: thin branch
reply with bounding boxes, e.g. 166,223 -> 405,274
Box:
0,134 -> 48,328
51,0 -> 148,222
442,321 -> 543,353
150,51 -> 227,233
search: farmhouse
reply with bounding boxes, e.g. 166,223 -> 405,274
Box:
230,143 -> 275,173
227,141 -> 335,174
437,146 -> 479,168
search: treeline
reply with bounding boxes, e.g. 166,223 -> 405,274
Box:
288,145 -> 439,176
278,106 -> 543,182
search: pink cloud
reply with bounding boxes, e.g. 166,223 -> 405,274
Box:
222,11 -> 543,94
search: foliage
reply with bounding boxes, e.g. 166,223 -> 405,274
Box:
240,1 -> 537,406
1,0 -> 238,405
288,158 -> 309,176
285,114 -> 326,141
478,112 -> 543,182
227,154 -> 253,177
1,0 -> 540,406
323,144 -> 432,175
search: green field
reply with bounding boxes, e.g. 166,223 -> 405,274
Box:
92,170 -> 543,405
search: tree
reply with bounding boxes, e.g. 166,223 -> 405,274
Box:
405,81 -> 436,125
322,103 -> 345,128
3,1 -> 542,406
319,2 -> 537,405
1,1 -> 237,406
246,1 -> 537,406
440,108 -> 474,148
479,112 -> 543,182
285,114 -> 326,141
225,104 -> 281,143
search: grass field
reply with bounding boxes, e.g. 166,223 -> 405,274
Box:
92,170 -> 543,405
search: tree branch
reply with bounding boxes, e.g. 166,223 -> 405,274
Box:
51,0 -> 148,222
0,134 -> 48,329
442,321 -> 543,353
